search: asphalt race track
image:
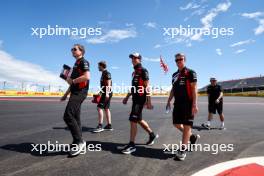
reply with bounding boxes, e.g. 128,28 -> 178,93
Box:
0,96 -> 264,176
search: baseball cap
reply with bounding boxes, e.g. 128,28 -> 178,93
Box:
129,52 -> 142,59
210,77 -> 217,81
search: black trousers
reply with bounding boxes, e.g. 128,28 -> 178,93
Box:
63,92 -> 87,143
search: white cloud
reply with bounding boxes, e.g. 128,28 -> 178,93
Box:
241,12 -> 264,19
235,49 -> 246,54
154,44 -> 161,49
230,39 -> 255,47
191,8 -> 206,16
191,0 -> 231,41
183,2 -> 208,22
87,28 -> 137,44
180,2 -> 200,11
186,43 -> 192,47
216,48 -> 222,55
155,35 -> 191,48
111,66 -> 119,70
156,1 -> 231,48
98,21 -> 112,25
125,23 -> 134,27
202,1 -> 231,28
143,22 -> 157,29
0,50 -> 64,85
143,57 -> 160,62
255,19 -> 264,35
241,11 -> 264,35
158,1 -> 232,47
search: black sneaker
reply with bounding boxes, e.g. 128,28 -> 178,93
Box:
69,140 -> 86,157
121,144 -> 136,154
146,133 -> 159,145
93,124 -> 104,133
190,134 -> 200,145
104,124 -> 113,131
174,150 -> 187,161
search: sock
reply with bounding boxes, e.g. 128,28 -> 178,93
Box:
180,145 -> 187,152
149,132 -> 155,138
207,121 -> 211,126
221,121 -> 224,127
129,141 -> 135,146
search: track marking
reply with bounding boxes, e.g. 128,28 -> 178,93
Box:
191,157 -> 264,176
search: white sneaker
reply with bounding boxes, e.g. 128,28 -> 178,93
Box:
69,141 -> 86,156
174,150 -> 187,161
219,125 -> 225,130
201,123 -> 211,130
121,144 -> 136,154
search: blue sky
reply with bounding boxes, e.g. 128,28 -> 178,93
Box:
0,0 -> 264,92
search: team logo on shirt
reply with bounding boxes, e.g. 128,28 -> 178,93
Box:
172,72 -> 180,85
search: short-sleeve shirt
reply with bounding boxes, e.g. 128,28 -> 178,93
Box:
172,67 -> 197,103
207,84 -> 223,103
131,63 -> 149,103
70,58 -> 90,93
100,70 -> 112,95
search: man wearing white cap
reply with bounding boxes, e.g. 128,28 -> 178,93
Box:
121,52 -> 158,154
202,78 -> 225,130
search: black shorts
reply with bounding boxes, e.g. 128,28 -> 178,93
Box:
172,102 -> 194,126
97,94 -> 112,109
129,102 -> 145,122
208,101 -> 223,115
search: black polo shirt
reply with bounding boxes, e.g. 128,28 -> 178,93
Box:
207,84 -> 223,103
172,67 -> 197,103
70,57 -> 90,93
100,69 -> 112,95
131,63 -> 149,103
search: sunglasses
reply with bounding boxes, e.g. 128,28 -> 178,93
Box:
175,58 -> 184,62
131,57 -> 140,60
71,48 -> 77,52
71,47 -> 81,52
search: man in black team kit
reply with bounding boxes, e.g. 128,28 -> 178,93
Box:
202,78 -> 225,130
166,53 -> 199,161
61,44 -> 90,157
93,61 -> 113,133
121,52 -> 158,154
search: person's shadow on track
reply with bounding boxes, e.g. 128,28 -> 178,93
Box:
1,141 -> 173,159
87,140 -> 173,160
192,125 -> 220,131
52,126 -> 95,133
0,143 -> 68,157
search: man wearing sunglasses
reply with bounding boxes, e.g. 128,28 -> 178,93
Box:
121,52 -> 158,154
61,44 -> 90,157
201,78 -> 225,130
166,53 -> 199,161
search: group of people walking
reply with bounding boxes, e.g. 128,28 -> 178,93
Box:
60,44 -> 225,161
